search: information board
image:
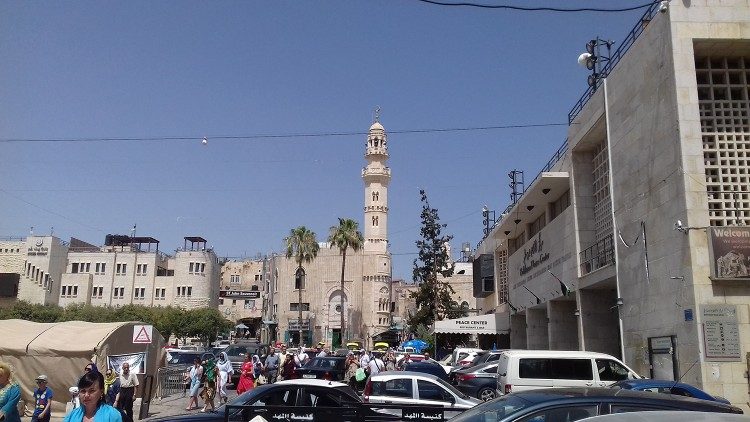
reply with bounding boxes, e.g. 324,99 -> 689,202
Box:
701,304 -> 741,361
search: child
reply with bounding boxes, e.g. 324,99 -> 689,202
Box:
32,375 -> 53,422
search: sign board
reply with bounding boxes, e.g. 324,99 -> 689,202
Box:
701,304 -> 741,361
220,290 -> 261,299
107,352 -> 147,374
133,324 -> 153,344
708,227 -> 750,280
287,319 -> 311,331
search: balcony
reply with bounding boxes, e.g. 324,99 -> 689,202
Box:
579,234 -> 615,275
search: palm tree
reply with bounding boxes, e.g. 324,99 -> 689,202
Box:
328,218 -> 364,346
285,226 -> 319,347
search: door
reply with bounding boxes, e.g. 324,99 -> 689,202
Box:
648,336 -> 678,380
549,359 -> 595,389
332,329 -> 342,348
416,379 -> 465,418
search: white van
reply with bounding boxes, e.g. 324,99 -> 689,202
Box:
496,350 -> 641,395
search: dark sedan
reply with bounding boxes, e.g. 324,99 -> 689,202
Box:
296,356 -> 348,381
611,379 -> 731,404
448,387 -> 743,422
454,362 -> 499,401
150,379 -> 397,422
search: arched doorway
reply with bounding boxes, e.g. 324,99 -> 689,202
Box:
328,290 -> 347,348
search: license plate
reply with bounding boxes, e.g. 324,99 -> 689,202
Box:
303,374 -> 317,379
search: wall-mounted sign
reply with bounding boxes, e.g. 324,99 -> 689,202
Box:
287,319 -> 311,331
27,246 -> 49,256
708,227 -> 750,280
219,290 -> 260,299
519,233 -> 550,276
701,304 -> 741,361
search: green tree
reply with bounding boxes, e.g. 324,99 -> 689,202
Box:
327,218 -> 364,345
285,226 -> 320,346
408,189 -> 459,332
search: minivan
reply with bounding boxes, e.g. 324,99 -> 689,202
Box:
496,350 -> 641,395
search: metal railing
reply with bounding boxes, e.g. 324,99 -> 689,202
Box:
156,366 -> 188,398
579,234 -> 615,275
568,1 -> 661,124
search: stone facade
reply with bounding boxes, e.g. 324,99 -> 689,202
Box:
475,0 -> 750,408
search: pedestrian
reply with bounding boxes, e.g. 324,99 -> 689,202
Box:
0,362 -> 21,422
32,375 -> 53,422
63,371 -> 122,422
114,362 -> 138,420
384,352 -> 397,371
185,358 -> 202,411
251,355 -> 264,385
397,352 -> 411,370
279,354 -> 296,381
84,363 -> 100,375
235,355 -> 254,395
103,369 -> 120,406
368,353 -> 385,376
216,352 -> 233,404
199,357 -> 218,413
264,349 -> 280,384
359,350 -> 371,371
343,354 -> 359,389
423,352 -> 433,362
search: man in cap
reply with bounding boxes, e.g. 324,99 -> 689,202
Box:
32,375 -> 53,422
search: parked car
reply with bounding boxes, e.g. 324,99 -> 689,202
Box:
295,356 -> 348,381
224,344 -> 252,384
451,348 -> 483,367
496,350 -> 641,395
167,351 -> 215,369
578,410 -> 750,422
448,387 -> 743,422
454,362 -> 499,401
150,379 -> 396,422
403,361 -> 450,382
611,379 -> 731,404
363,371 -> 481,419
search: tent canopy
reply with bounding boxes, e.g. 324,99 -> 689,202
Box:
236,323 -> 249,329
0,319 -> 165,418
433,313 -> 509,335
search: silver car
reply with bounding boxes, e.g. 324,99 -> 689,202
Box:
363,371 -> 481,418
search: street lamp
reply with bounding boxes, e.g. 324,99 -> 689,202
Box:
295,267 -> 306,347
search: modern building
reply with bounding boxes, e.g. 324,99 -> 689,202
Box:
0,234 -> 221,309
474,0 -> 750,407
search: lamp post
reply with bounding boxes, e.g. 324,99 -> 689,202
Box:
295,267 -> 306,347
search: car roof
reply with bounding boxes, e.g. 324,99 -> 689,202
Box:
372,370 -> 442,381
615,379 -> 691,388
577,410 -> 748,422
500,350 -> 615,358
274,378 -> 349,388
512,387 -> 735,409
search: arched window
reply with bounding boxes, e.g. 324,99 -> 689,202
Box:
372,191 -> 379,202
372,216 -> 379,227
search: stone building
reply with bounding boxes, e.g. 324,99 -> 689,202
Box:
218,259 -> 267,338
474,1 -> 750,407
0,234 -> 220,309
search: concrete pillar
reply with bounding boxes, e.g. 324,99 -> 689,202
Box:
548,300 -> 579,350
526,308 -> 549,349
580,288 -> 620,357
510,314 -> 527,348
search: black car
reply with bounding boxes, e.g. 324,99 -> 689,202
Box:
167,351 -> 215,368
453,362 -> 499,401
403,361 -> 450,382
296,356 -> 348,381
449,387 -> 743,422
150,379 -> 397,422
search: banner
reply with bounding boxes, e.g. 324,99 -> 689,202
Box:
107,352 -> 147,374
708,227 -> 750,280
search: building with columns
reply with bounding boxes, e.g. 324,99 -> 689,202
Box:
473,1 -> 750,407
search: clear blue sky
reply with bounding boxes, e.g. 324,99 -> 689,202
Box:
1,1 -> 648,280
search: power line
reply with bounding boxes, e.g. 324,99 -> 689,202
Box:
412,0 -> 658,12
0,122 -> 568,143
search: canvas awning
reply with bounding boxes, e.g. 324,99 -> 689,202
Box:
235,323 -> 249,329
433,312 -> 509,335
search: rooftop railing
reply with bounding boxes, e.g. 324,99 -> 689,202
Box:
567,1 -> 660,124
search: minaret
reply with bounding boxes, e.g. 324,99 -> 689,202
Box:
362,112 -> 390,253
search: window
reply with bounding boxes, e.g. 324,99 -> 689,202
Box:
508,234 -> 525,255
62,285 -> 79,298
251,285 -> 259,291
550,190 -> 571,221
177,286 -> 193,297
518,359 -> 593,380
372,216 -> 379,227
113,287 -> 125,299
255,274 -> 261,281
92,286 -> 104,299
528,213 -> 546,237
371,379 -> 412,399
136,264 -> 147,275
189,262 -> 205,274
155,288 -> 166,300
250,388 -> 297,407
95,263 -> 106,274
517,405 -> 598,422
84,263 -> 90,273
244,300 -> 254,310
372,191 -> 379,201
295,273 -> 305,290
133,287 -> 146,299
417,380 -> 451,402
116,263 -> 127,275
230,275 -> 241,284
610,404 -> 663,414
189,262 -> 194,273
595,359 -> 630,382
71,263 -> 79,274
290,303 -> 310,311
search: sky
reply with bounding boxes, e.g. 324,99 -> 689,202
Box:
1,1 -> 651,280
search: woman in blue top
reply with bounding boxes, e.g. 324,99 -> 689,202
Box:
0,361 -> 21,422
63,371 -> 122,422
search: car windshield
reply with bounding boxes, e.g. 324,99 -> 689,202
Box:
449,394 -> 532,422
225,345 -> 248,356
216,390 -> 259,415
168,353 -> 199,364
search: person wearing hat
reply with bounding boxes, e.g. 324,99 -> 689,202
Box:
32,375 -> 53,422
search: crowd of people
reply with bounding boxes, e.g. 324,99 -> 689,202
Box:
0,359 -> 140,422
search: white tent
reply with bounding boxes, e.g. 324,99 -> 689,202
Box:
433,313 -> 509,335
